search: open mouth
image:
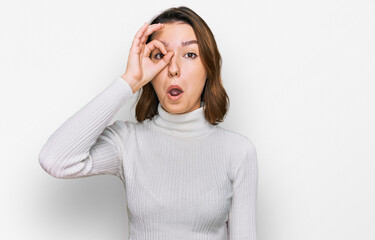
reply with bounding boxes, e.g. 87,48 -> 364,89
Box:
169,89 -> 183,96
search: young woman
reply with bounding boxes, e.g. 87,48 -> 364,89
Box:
39,6 -> 258,240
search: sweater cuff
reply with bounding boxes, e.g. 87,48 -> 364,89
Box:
105,75 -> 135,106
115,75 -> 134,93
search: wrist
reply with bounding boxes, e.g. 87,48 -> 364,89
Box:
121,74 -> 140,94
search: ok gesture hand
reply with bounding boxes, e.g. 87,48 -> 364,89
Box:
122,22 -> 174,94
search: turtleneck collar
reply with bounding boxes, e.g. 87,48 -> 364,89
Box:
151,101 -> 215,139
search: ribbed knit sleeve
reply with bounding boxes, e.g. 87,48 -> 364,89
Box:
38,76 -> 134,181
227,140 -> 258,240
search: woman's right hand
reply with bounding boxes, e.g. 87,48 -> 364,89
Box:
121,22 -> 174,94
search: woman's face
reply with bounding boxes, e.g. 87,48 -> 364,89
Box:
150,22 -> 207,114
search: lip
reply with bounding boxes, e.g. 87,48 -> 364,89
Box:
167,84 -> 184,93
167,91 -> 184,101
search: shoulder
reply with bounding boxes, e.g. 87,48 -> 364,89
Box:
107,119 -> 151,136
214,125 -> 256,152
104,120 -> 140,138
214,125 -> 257,176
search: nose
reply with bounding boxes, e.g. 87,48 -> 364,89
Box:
167,53 -> 180,78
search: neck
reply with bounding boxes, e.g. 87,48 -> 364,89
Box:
151,101 -> 215,139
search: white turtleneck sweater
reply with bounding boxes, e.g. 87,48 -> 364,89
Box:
38,75 -> 258,240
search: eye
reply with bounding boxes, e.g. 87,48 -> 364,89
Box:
152,52 -> 198,60
153,52 -> 164,59
185,52 -> 197,59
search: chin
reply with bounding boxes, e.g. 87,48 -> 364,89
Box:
162,102 -> 187,114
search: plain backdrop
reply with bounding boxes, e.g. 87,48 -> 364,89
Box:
0,0 -> 374,239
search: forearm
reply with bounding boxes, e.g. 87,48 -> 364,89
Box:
38,75 -> 134,178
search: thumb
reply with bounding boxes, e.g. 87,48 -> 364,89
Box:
156,51 -> 174,70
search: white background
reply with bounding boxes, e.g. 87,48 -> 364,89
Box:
1,0 -> 374,239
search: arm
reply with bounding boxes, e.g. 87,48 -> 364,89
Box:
38,75 -> 134,181
227,139 -> 259,240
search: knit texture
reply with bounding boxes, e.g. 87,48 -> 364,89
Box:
38,75 -> 258,240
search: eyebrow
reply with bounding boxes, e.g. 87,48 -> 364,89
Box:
160,40 -> 198,47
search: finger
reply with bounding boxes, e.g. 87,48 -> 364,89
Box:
130,22 -> 149,54
140,23 -> 164,45
142,39 -> 168,59
155,51 -> 174,71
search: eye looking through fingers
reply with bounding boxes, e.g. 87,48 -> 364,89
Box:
143,39 -> 168,60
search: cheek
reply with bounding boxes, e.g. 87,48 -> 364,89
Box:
188,78 -> 206,95
191,67 -> 206,85
151,77 -> 165,96
151,75 -> 161,86
194,60 -> 206,77
184,61 -> 206,77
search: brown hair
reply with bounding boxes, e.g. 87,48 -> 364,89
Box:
134,6 -> 229,125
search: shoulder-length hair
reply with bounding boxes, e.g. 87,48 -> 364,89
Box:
134,6 -> 229,125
